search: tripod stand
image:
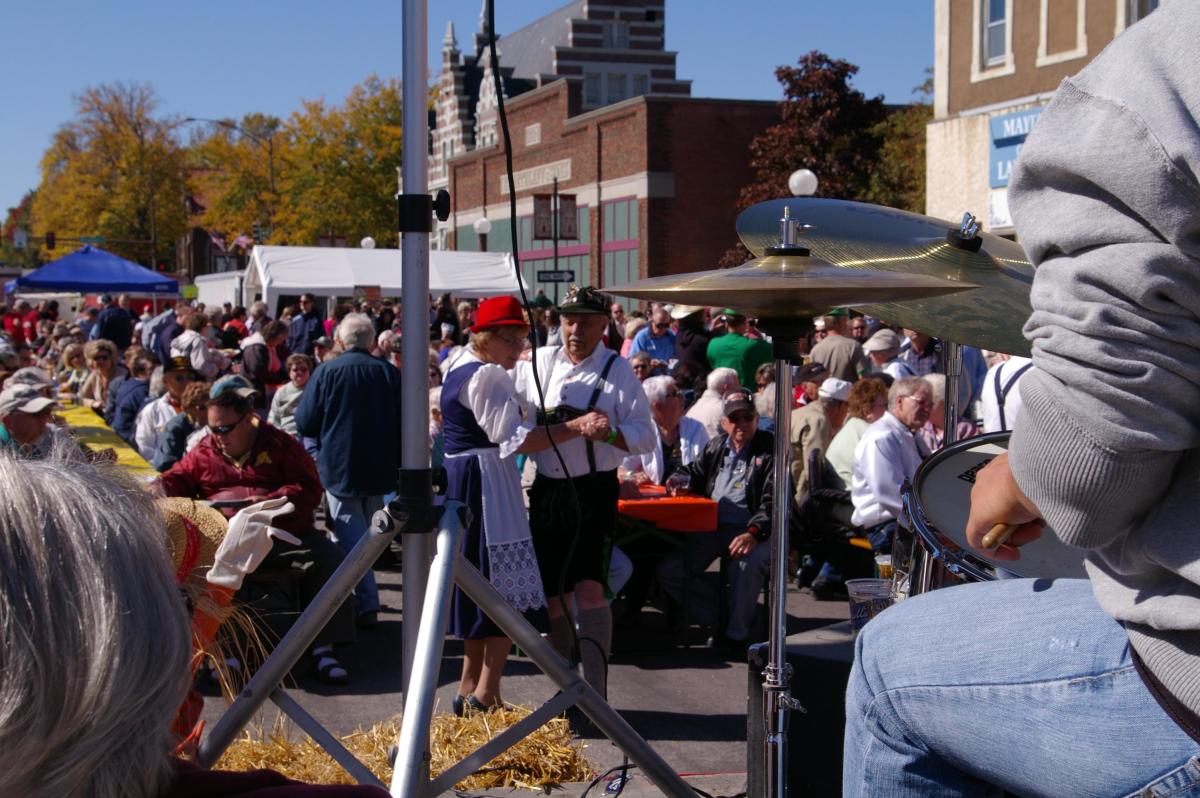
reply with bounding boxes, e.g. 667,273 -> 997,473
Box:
198,497 -> 699,798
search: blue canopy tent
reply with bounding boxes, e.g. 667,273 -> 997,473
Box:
11,246 -> 178,294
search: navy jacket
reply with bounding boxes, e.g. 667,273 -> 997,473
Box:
93,306 -> 133,349
153,319 -> 182,366
112,378 -> 150,443
287,311 -> 324,356
151,412 -> 195,472
294,348 -> 402,496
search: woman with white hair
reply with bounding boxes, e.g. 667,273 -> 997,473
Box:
0,454 -> 388,797
621,375 -> 709,486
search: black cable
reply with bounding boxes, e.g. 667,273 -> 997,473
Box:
485,0 -> 591,674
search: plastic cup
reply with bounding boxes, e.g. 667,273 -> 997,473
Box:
846,578 -> 894,636
875,555 -> 894,579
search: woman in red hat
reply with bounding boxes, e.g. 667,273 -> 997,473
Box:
441,296 -> 601,713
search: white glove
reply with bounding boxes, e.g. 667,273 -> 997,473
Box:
206,497 -> 301,590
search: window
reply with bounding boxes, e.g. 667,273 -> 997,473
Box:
984,0 -> 1007,66
632,74 -> 648,96
584,73 -> 601,106
605,21 -> 629,48
607,73 -> 626,105
1127,0 -> 1158,23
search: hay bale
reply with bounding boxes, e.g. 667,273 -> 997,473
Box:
216,705 -> 595,791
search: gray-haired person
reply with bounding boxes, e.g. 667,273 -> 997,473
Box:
0,453 -> 389,797
295,313 -> 403,628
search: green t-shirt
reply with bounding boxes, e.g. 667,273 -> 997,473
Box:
706,333 -> 773,387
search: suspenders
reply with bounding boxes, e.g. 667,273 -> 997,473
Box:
583,351 -> 619,473
995,362 -> 1032,431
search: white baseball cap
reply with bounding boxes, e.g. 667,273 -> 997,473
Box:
0,383 -> 58,417
818,377 -> 852,403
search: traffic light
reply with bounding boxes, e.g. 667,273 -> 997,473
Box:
45,232 -> 55,250
252,222 -> 262,241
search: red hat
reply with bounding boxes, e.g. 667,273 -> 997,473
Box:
470,296 -> 527,333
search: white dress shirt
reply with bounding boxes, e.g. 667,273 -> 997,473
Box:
621,415 -> 710,485
513,342 -> 654,478
133,394 -> 179,462
850,411 -> 923,529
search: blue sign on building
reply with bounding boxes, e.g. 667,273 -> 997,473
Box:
988,107 -> 1043,189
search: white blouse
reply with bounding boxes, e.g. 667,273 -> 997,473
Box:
451,349 -> 531,459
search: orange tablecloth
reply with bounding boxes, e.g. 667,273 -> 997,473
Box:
616,484 -> 717,533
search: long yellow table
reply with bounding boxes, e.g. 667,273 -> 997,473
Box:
58,403 -> 157,479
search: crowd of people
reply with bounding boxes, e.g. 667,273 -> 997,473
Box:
0,284 -> 1034,685
0,280 -> 1034,782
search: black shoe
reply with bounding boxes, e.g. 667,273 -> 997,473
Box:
356,610 -> 379,629
452,694 -> 466,717
565,705 -> 599,738
455,694 -> 505,716
809,578 -> 849,601
714,634 -> 751,659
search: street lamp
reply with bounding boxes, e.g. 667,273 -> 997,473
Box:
360,236 -> 377,249
473,216 -> 492,252
788,168 -> 819,197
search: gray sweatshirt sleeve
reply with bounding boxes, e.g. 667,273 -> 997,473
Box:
1007,53 -> 1200,550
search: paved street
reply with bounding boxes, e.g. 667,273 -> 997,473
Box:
200,549 -> 850,793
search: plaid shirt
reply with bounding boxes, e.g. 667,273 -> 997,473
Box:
900,338 -> 942,377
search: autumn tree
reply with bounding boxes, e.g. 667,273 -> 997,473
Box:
271,75 -> 403,247
721,52 -> 888,265
30,83 -> 189,266
187,113 -> 283,243
1,191 -> 39,270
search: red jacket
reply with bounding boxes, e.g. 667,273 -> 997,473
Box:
2,311 -> 24,343
160,421 -> 322,538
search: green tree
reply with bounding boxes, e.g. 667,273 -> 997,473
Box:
272,75 -> 404,247
864,71 -> 933,213
30,82 -> 190,267
722,52 -> 888,266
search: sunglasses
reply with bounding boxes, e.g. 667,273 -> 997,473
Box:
92,354 -> 112,362
728,411 -> 755,424
209,413 -> 248,435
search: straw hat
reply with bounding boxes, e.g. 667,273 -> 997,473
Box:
157,497 -> 229,584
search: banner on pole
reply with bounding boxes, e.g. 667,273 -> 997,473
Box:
533,194 -> 553,240
558,194 -> 577,240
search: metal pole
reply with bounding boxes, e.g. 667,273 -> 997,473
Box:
552,176 -> 560,304
392,505 -> 466,798
400,0 -> 431,704
942,341 -> 962,448
764,351 -> 795,798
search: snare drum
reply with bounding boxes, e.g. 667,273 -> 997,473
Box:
898,432 -> 1086,597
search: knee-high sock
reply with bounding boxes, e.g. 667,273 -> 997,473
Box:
576,605 -> 613,700
548,611 -> 575,661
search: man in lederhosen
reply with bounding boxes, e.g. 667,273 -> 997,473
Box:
514,286 -> 654,700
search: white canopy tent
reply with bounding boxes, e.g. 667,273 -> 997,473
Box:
242,246 -> 524,312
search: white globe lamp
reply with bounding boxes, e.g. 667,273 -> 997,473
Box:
788,168 -> 819,197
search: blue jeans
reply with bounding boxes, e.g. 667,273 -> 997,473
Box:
325,492 -> 384,616
844,578 -> 1200,797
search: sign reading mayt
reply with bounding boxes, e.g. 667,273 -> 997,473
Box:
988,107 -> 1043,189
500,158 -> 571,195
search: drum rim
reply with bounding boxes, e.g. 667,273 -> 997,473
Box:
904,431 -> 1013,582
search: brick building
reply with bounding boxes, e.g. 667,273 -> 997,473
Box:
428,1 -> 778,298
927,0 -> 1159,235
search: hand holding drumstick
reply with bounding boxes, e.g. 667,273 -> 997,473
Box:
964,452 -> 1046,561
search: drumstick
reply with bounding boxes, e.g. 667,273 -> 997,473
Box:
981,522 -> 1020,549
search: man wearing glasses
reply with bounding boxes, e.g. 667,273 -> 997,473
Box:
849,376 -> 932,553
658,391 -> 777,655
628,303 -> 676,364
159,374 -> 357,684
287,293 -> 325,357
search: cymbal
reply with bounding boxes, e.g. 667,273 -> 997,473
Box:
736,198 -> 1034,355
606,252 -> 974,322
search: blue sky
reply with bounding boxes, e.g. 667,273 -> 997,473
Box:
0,1 -> 932,215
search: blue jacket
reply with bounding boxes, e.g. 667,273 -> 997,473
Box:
287,311 -> 324,356
151,412 -> 195,472
294,348 -> 402,496
112,378 -> 150,443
